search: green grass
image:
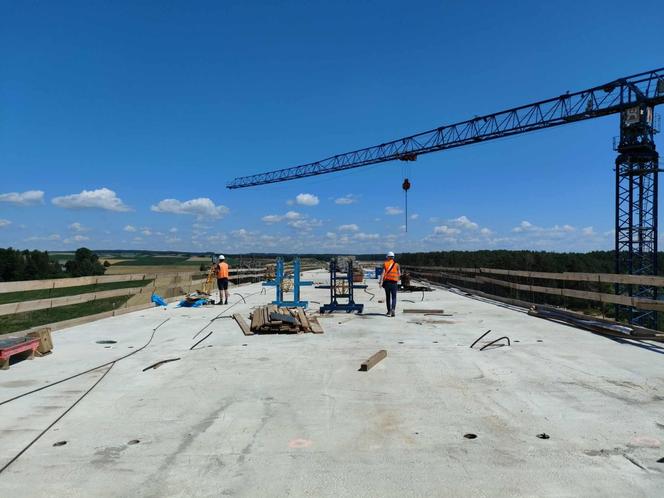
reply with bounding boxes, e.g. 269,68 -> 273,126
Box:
0,295 -> 133,335
0,279 -> 153,305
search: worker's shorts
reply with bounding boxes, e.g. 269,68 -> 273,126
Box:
217,278 -> 228,290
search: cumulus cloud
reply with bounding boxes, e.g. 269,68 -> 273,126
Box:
124,225 -> 137,232
26,233 -> 60,241
0,219 -> 11,228
294,193 -> 319,206
581,226 -> 595,236
52,188 -> 131,212
355,232 -> 379,240
338,224 -> 359,232
262,211 -> 301,223
64,234 -> 90,244
335,194 -> 359,205
512,221 -> 575,234
433,225 -> 461,236
451,215 -> 478,230
385,206 -> 404,215
68,222 -> 88,232
151,197 -> 228,219
410,213 -> 419,220
0,190 -> 45,206
169,227 -> 178,233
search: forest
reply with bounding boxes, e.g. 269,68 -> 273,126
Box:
0,247 -> 106,281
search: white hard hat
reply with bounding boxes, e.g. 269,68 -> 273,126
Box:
386,251 -> 395,258
219,254 -> 225,260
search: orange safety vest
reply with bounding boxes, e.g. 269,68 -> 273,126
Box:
217,261 -> 229,279
383,260 -> 399,282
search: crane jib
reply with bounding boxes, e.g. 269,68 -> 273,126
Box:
227,67 -> 664,189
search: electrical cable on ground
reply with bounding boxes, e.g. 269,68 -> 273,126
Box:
0,317 -> 170,407
0,362 -> 115,475
191,290 -> 262,340
363,287 -> 376,301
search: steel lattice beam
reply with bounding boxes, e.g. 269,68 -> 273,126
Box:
227,68 -> 664,189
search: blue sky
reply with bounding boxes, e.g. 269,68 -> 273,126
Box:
1,0 -> 663,254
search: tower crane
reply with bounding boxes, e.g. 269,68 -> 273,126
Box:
227,68 -> 664,328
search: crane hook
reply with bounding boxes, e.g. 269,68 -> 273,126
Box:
402,178 -> 411,232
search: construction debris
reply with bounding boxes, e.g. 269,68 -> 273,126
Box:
249,305 -> 324,334
359,349 -> 387,371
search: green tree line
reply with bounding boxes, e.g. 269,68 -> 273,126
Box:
0,247 -> 106,281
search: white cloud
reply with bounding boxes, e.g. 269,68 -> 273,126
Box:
385,206 -> 404,215
326,232 -> 337,239
338,224 -> 359,232
433,225 -> 461,236
410,213 -> 419,220
512,221 -> 535,233
355,232 -> 379,240
26,233 -> 60,241
262,211 -> 301,223
451,215 -> 478,230
480,227 -> 492,236
0,219 -> 11,228
63,234 -> 90,244
581,226 -> 595,236
68,222 -> 88,232
52,188 -> 131,212
151,198 -> 229,219
0,190 -> 45,206
124,225 -> 137,232
141,228 -> 153,236
169,227 -> 178,233
335,194 -> 359,205
295,193 -> 319,206
165,236 -> 181,244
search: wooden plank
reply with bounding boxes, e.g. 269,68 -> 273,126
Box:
359,350 -> 387,371
308,316 -> 324,334
296,308 -> 311,332
233,313 -> 253,336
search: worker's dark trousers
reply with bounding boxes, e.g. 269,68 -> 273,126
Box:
383,280 -> 398,312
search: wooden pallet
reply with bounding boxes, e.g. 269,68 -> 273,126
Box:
247,305 -> 324,334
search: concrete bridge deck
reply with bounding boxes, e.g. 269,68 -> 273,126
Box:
1,270 -> 662,496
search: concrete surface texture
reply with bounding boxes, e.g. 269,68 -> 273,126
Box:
0,269 -> 663,497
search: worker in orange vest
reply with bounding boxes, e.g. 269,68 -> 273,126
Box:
378,251 -> 401,317
215,255 -> 230,305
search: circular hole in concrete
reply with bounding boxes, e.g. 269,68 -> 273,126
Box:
127,439 -> 140,445
96,340 -> 117,345
53,441 -> 67,447
536,433 -> 550,439
464,433 -> 477,439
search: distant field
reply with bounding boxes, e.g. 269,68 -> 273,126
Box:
113,256 -> 202,266
105,265 -> 204,275
186,256 -> 211,262
100,258 -> 132,265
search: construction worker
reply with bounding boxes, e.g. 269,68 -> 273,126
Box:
215,254 -> 230,305
379,251 -> 400,317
